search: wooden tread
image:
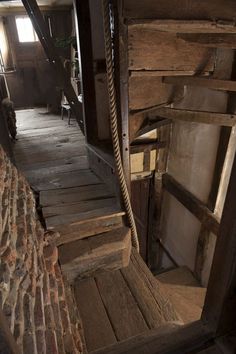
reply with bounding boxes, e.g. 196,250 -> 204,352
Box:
156,266 -> 207,324
14,110 -> 124,247
59,226 -> 132,282
74,249 -> 181,352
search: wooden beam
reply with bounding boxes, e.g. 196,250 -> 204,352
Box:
163,76 -> 236,92
130,71 -> 210,78
59,226 -> 131,282
92,321 -> 211,354
130,141 -> 165,154
112,1 -> 131,191
162,174 -> 220,236
178,33 -> 236,49
153,107 -> 236,126
202,139 -> 236,335
128,19 -> 236,34
134,118 -> 171,139
21,0 -> 84,133
73,0 -> 98,141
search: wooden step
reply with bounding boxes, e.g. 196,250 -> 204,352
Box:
75,249 -> 181,353
156,266 -> 207,324
58,227 -> 132,282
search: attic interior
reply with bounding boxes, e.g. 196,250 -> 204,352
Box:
0,0 -> 236,353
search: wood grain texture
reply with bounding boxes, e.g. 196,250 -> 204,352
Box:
95,270 -> 148,341
129,76 -> 173,110
121,253 -> 181,328
156,267 -> 206,324
128,20 -> 236,33
74,278 -> 117,352
14,109 -> 123,249
178,33 -> 236,49
163,174 -> 220,235
154,107 -> 236,126
59,227 -> 131,281
124,0 -> 236,21
128,28 -> 215,71
163,76 -> 236,92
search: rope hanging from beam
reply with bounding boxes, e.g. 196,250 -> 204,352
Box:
102,0 -> 139,252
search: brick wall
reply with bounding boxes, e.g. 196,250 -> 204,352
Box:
0,145 -> 84,354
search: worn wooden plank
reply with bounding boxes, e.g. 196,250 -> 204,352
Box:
14,144 -> 87,165
17,155 -> 87,173
16,125 -> 80,138
91,321 -> 210,354
129,76 -> 173,110
34,169 -> 100,191
130,71 -> 211,78
202,144 -> 236,334
163,76 -> 236,92
123,0 -> 236,21
56,215 -> 124,246
40,183 -> 112,207
121,253 -> 181,329
95,270 -> 148,341
156,267 -> 206,324
162,174 -> 220,235
59,227 -> 131,281
75,278 -> 117,352
128,20 -> 236,33
132,118 -> 171,140
153,107 -> 236,126
23,157 -> 89,183
43,197 -> 117,218
47,206 -> 125,231
178,33 -> 236,49
128,28 -> 215,71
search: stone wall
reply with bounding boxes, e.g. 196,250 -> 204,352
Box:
0,145 -> 84,354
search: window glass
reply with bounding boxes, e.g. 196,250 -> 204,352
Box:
15,16 -> 38,43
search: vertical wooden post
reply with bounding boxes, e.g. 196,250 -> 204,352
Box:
73,0 -> 98,142
21,0 -> 84,133
149,124 -> 171,269
202,149 -> 236,335
114,0 -> 131,192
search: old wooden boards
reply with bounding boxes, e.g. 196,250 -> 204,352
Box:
163,76 -> 236,92
59,227 -> 131,282
148,108 -> 236,127
14,109 -> 123,244
75,249 -> 181,352
156,266 -> 206,324
128,26 -> 215,71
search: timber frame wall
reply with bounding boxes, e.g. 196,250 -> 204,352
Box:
111,0 -> 236,352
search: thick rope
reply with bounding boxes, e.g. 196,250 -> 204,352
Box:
102,0 -> 139,252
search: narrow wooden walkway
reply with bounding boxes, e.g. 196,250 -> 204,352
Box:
13,109 -> 124,243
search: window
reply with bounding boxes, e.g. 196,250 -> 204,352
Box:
15,16 -> 38,43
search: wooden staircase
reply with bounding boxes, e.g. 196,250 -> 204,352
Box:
156,267 -> 206,324
74,249 -> 182,353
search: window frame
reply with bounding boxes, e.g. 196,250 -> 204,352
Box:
15,15 -> 39,43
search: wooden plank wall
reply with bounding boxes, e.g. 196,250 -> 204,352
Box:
120,0 -> 236,281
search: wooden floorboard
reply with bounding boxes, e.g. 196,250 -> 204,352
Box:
14,108 -> 122,239
75,249 -> 182,352
95,270 -> 149,341
75,278 -> 117,352
40,184 -> 113,207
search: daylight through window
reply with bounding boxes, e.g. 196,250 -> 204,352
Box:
15,16 -> 38,43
